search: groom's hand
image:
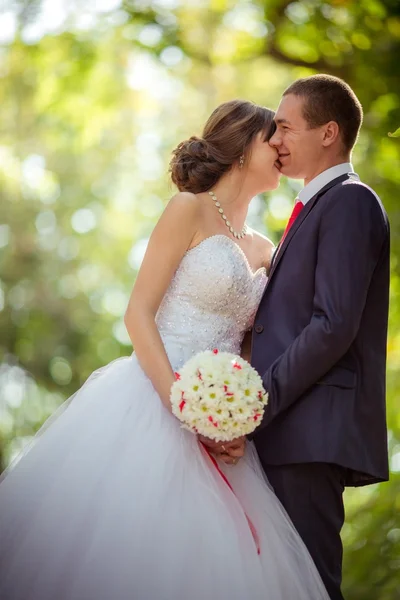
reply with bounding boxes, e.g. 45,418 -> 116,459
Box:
199,436 -> 246,465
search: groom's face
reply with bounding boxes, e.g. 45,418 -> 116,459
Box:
269,94 -> 323,180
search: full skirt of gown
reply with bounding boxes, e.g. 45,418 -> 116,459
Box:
0,354 -> 329,600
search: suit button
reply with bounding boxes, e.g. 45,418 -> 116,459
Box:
254,324 -> 264,334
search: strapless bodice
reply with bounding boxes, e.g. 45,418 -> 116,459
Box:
155,235 -> 267,369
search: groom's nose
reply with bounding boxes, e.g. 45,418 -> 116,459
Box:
269,129 -> 281,147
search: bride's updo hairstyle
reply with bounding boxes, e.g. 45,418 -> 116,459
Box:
170,100 -> 276,194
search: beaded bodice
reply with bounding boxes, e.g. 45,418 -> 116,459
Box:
156,235 -> 267,370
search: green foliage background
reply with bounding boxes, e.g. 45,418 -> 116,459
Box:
0,1 -> 399,597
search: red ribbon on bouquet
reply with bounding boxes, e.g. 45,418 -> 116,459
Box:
201,444 -> 261,555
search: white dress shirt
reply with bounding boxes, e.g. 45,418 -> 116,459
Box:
298,162 -> 359,205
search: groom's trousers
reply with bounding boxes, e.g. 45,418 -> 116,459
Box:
262,462 -> 346,600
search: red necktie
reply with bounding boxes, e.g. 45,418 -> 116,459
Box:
280,199 -> 304,245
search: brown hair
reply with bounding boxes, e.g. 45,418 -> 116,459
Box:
283,74 -> 363,153
169,100 -> 276,193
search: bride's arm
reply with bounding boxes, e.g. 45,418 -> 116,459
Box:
124,192 -> 201,411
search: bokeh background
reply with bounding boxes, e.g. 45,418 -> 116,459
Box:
0,0 -> 399,597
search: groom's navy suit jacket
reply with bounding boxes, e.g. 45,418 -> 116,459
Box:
250,175 -> 390,486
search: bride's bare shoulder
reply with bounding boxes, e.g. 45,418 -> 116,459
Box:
157,192 -> 203,235
165,191 -> 202,212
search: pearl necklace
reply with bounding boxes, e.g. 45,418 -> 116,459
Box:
208,190 -> 247,239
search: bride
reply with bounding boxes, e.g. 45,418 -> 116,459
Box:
0,100 -> 329,599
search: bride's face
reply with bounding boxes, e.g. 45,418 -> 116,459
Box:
246,131 -> 282,192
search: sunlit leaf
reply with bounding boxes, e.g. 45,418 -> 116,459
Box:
388,127 -> 400,138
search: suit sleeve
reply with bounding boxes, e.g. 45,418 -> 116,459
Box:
256,184 -> 388,431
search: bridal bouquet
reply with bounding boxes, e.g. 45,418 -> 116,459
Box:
170,349 -> 268,441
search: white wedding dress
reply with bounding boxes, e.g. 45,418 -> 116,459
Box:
0,234 -> 329,600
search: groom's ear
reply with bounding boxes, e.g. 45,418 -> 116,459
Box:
321,120 -> 340,148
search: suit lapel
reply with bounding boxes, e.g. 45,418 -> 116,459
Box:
265,174 -> 350,287
269,244 -> 280,271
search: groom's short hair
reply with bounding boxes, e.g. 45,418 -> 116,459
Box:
283,74 -> 363,153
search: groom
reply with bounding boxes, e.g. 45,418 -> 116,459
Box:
252,75 -> 389,599
218,75 -> 390,599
